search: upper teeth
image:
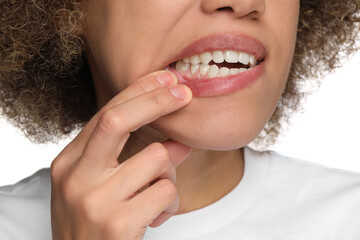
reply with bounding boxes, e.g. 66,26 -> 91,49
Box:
175,50 -> 257,79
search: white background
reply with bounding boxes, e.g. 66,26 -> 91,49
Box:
1,53 -> 360,186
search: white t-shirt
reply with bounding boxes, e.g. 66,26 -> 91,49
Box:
1,147 -> 360,240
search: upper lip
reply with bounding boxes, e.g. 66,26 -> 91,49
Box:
165,32 -> 267,67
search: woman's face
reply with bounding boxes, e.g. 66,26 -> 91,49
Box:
83,0 -> 299,150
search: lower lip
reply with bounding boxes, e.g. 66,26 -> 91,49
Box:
167,62 -> 264,97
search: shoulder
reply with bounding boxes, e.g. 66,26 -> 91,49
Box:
246,146 -> 360,182
267,149 -> 360,184
0,168 -> 52,240
244,148 -> 360,236
0,168 -> 51,195
248,147 -> 360,211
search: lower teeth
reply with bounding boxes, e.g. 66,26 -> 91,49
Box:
175,62 -> 249,79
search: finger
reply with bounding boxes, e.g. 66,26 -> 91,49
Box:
78,84 -> 192,173
106,140 -> 191,199
106,142 -> 177,199
130,179 -> 179,228
149,211 -> 175,228
162,139 -> 192,167
62,70 -> 178,158
101,71 -> 178,114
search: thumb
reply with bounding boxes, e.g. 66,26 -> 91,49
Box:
162,139 -> 192,167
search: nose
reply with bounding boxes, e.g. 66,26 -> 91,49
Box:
201,0 -> 266,19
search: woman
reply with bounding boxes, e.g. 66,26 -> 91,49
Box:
1,0 -> 360,239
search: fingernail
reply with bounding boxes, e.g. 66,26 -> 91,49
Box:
157,71 -> 177,86
169,85 -> 191,100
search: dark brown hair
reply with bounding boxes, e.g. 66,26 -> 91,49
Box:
1,0 -> 359,146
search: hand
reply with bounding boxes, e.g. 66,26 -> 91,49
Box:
50,71 -> 192,240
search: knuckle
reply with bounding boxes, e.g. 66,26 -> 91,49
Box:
134,77 -> 159,95
151,88 -> 168,106
137,83 -> 148,96
149,142 -> 170,159
77,192 -> 101,222
102,212 -> 129,237
148,142 -> 171,167
50,155 -> 74,182
98,109 -> 127,134
50,158 -> 62,181
157,179 -> 177,202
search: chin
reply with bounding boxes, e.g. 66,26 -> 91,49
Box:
150,113 -> 264,151
143,74 -> 274,151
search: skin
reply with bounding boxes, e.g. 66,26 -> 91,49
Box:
51,0 -> 300,239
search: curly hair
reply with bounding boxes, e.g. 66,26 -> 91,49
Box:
0,0 -> 359,146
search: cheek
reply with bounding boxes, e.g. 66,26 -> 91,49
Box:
85,0 -> 192,93
271,1 -> 299,62
265,1 -> 299,91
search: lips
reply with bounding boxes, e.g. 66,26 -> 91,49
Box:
164,33 -> 267,97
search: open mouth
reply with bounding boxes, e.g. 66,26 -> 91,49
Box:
163,33 -> 267,97
168,49 -> 263,81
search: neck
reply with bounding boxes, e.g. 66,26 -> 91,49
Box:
119,129 -> 245,215
174,147 -> 244,214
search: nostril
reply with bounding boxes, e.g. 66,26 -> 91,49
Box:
217,7 -> 233,12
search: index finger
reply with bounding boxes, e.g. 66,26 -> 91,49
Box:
63,70 -> 178,157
